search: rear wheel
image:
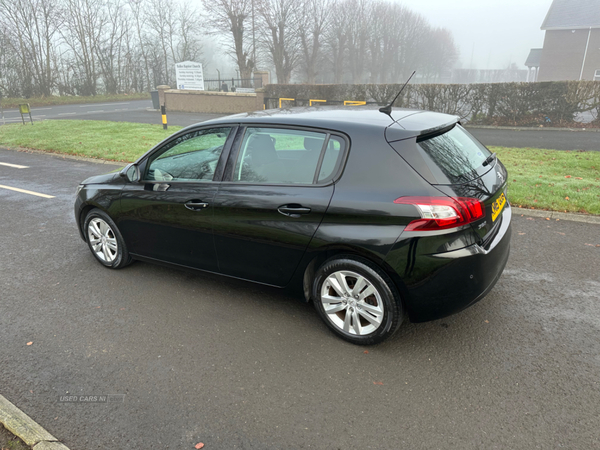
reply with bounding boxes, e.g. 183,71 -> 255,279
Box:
84,209 -> 132,269
312,257 -> 403,345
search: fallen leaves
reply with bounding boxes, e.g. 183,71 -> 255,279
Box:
363,350 -> 369,354
26,342 -> 33,346
484,320 -> 490,324
195,443 -> 205,449
565,175 -> 572,178
373,381 -> 384,385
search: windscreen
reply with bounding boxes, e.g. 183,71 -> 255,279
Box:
417,125 -> 492,184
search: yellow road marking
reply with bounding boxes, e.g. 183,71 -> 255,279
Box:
0,162 -> 29,169
0,184 -> 55,198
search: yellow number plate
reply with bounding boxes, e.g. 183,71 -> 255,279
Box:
491,193 -> 506,222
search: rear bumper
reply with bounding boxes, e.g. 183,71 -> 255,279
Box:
390,206 -> 512,323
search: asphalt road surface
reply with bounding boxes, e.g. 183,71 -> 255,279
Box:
1,148 -> 599,449
466,127 -> 600,152
2,99 -> 599,150
0,99 -> 224,129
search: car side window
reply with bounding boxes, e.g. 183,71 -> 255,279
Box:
318,136 -> 345,183
145,127 -> 231,182
232,127 -> 327,184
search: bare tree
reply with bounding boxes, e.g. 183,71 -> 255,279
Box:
96,0 -> 130,94
297,0 -> 331,84
322,0 -> 347,83
0,0 -> 61,96
344,0 -> 369,83
61,0 -> 107,95
421,27 -> 459,81
146,0 -> 178,85
128,0 -> 152,91
258,0 -> 300,84
202,0 -> 255,80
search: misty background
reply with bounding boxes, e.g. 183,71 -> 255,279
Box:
0,0 -> 552,97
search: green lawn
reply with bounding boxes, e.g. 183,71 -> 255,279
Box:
1,120 -> 598,215
0,93 -> 151,109
492,146 -> 600,215
0,120 -> 181,162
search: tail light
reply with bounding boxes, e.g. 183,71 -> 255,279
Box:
394,196 -> 485,231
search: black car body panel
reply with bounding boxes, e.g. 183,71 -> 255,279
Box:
75,107 -> 511,325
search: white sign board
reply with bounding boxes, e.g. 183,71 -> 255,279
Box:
175,61 -> 204,91
235,87 -> 256,93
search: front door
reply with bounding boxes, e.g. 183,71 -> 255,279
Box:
117,126 -> 235,271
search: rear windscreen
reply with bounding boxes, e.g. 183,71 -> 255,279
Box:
417,125 -> 492,184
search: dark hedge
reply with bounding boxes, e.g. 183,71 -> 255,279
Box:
264,81 -> 600,127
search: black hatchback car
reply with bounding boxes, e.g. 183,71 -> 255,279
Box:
75,107 -> 511,345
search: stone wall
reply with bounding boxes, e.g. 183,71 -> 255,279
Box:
157,86 -> 265,114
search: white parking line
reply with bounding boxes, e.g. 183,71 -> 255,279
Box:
79,103 -> 129,107
86,110 -> 104,113
0,162 -> 29,169
32,107 -> 52,111
58,112 -> 76,116
0,184 -> 54,198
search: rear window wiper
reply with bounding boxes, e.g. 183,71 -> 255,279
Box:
482,152 -> 497,167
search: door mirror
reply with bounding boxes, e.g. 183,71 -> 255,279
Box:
121,163 -> 140,183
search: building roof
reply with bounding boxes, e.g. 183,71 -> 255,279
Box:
541,0 -> 600,30
525,48 -> 543,67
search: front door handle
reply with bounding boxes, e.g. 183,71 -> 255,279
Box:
277,204 -> 311,218
185,200 -> 209,211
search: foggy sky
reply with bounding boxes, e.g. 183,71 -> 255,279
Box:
199,0 -> 553,76
395,0 -> 552,69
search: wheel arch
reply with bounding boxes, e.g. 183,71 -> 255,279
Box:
300,246 -> 410,309
78,203 -> 107,242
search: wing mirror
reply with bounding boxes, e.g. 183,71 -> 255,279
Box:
120,163 -> 140,182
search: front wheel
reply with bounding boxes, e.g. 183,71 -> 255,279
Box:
83,209 -> 132,269
312,257 -> 403,345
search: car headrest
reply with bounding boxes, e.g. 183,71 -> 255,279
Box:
248,134 -> 277,165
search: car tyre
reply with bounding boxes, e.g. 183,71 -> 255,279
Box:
312,256 -> 403,345
83,209 -> 132,269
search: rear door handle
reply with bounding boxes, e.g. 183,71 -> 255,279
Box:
277,204 -> 311,217
185,200 -> 209,211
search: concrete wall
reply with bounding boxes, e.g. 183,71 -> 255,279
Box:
159,88 -> 265,114
538,29 -> 600,81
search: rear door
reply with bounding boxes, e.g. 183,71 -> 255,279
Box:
212,126 -> 347,286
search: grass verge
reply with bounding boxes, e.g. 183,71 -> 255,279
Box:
491,146 -> 600,215
0,120 -> 181,162
0,424 -> 29,450
0,93 -> 150,109
0,120 -> 598,215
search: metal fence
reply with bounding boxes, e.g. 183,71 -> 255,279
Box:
204,77 -> 263,92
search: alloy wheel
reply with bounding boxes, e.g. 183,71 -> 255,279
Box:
87,218 -> 118,263
320,270 -> 384,336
